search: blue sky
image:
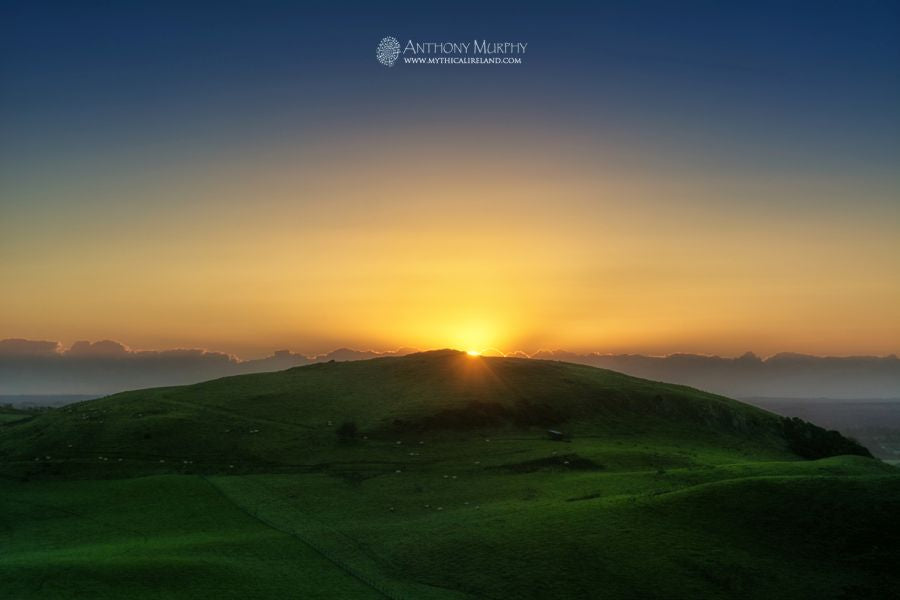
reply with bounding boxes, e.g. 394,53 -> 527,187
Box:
3,0 -> 897,174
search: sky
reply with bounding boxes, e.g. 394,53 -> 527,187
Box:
1,1 -> 899,358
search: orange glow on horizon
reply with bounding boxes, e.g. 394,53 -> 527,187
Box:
2,127 -> 898,359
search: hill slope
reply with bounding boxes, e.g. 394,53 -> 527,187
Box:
0,351 -> 868,478
1,351 -> 895,599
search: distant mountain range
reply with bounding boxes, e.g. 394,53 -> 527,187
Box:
528,350 -> 900,400
1,338 -> 898,399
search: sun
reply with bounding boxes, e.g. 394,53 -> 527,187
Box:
466,349 -> 481,357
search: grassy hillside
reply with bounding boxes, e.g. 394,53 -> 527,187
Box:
1,351 -> 896,598
0,475 -> 387,599
0,350 -> 865,478
0,405 -> 32,425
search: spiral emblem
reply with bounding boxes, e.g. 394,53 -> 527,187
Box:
376,36 -> 401,67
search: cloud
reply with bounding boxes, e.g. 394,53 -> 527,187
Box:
66,340 -> 130,357
312,347 -> 420,362
0,338 -> 241,395
0,338 -> 61,357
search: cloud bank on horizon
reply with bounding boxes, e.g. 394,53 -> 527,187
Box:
2,338 -> 898,400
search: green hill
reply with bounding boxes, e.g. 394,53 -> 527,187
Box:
1,351 -> 896,599
0,350 -> 868,477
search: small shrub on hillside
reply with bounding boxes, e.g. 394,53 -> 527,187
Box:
336,421 -> 359,443
782,417 -> 872,459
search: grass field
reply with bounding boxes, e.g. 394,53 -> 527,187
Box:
0,475 -> 386,599
0,406 -> 33,426
1,351 -> 898,598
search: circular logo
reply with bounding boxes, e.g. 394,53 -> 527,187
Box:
376,36 -> 401,67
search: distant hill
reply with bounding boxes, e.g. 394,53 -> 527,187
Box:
533,350 -> 900,399
0,338 -> 415,396
2,337 -> 898,399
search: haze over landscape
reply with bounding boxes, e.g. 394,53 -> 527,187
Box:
2,337 -> 899,399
